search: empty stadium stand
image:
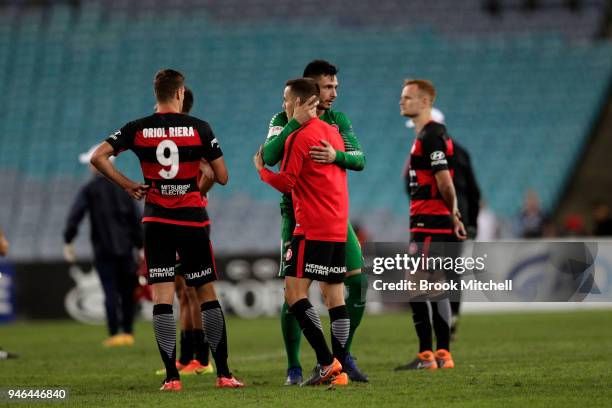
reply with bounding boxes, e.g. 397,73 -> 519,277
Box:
0,0 -> 610,259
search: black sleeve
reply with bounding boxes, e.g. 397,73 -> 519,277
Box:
198,121 -> 223,162
421,124 -> 449,173
63,185 -> 89,244
105,121 -> 137,155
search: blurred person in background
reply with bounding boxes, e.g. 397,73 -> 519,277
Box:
516,190 -> 545,238
448,139 -> 480,337
541,217 -> 559,238
63,145 -> 143,347
476,201 -> 499,240
452,141 -> 480,240
592,202 -> 612,236
561,213 -> 587,237
0,227 -> 17,360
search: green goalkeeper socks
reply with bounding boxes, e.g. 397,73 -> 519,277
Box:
281,301 -> 302,369
344,273 -> 368,353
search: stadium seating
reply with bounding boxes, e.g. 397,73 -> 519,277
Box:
0,1 -> 610,258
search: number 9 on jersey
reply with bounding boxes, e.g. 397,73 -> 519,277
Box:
156,140 -> 179,179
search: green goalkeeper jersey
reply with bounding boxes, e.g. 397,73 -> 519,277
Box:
263,109 -> 366,214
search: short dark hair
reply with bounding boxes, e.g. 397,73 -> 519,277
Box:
285,78 -> 319,102
182,87 -> 193,114
303,59 -> 338,78
154,69 -> 185,103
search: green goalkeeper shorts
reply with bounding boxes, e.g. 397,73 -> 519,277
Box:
278,214 -> 363,277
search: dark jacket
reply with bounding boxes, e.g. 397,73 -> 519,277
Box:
63,175 -> 143,259
453,142 -> 481,237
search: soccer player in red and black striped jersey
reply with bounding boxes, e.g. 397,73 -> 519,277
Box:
254,78 -> 349,386
395,79 -> 466,371
91,69 -> 243,390
152,87 -> 214,377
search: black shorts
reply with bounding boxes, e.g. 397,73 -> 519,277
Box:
410,232 -> 460,299
175,213 -> 211,277
284,235 -> 346,283
410,232 -> 456,258
144,222 -> 217,287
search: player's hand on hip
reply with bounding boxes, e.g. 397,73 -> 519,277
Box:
453,217 -> 467,241
253,146 -> 264,171
293,95 -> 318,124
126,182 -> 149,200
63,243 -> 76,263
309,140 -> 336,164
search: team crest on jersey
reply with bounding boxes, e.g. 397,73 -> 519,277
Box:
267,126 -> 283,139
430,151 -> 445,160
285,248 -> 293,262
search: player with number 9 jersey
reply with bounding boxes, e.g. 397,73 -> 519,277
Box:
91,69 -> 243,390
106,113 -> 222,227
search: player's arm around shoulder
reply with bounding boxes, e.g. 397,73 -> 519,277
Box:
263,111 -> 295,166
330,111 -> 366,171
263,97 -> 318,166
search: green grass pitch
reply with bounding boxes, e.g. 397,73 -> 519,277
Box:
1,310 -> 611,407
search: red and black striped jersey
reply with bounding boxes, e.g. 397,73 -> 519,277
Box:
106,112 -> 222,227
404,121 -> 454,235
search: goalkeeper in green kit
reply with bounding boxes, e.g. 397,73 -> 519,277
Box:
263,60 -> 368,384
